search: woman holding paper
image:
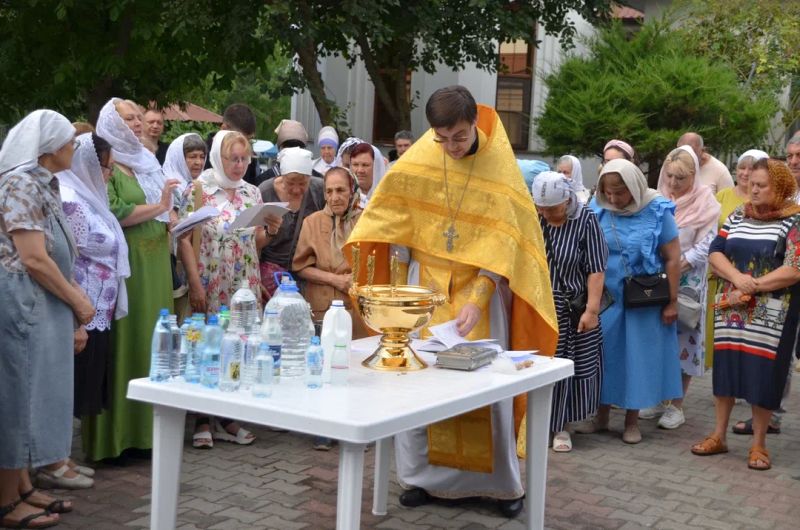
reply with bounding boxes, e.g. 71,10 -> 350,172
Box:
178,130 -> 279,448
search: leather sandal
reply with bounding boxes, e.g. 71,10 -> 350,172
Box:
748,445 -> 771,471
732,418 -> 781,435
0,498 -> 58,529
691,434 -> 728,456
20,488 -> 72,514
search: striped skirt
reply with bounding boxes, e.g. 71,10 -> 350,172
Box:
550,292 -> 604,433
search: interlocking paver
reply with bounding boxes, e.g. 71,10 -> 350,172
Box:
49,372 -> 799,529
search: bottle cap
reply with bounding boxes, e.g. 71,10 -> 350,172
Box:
208,314 -> 219,324
331,300 -> 344,307
310,336 -> 321,345
334,343 -> 346,348
266,310 -> 278,316
220,305 -> 229,313
159,308 -> 169,316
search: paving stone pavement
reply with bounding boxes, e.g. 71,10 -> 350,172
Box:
48,371 -> 800,529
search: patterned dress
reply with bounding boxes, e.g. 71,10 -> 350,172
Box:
676,226 -> 715,377
541,206 -> 608,432
711,209 -> 800,410
182,171 -> 264,314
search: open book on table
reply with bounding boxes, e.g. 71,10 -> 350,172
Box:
416,319 -> 503,353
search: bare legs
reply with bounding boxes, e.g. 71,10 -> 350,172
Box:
0,469 -> 59,526
671,373 -> 692,410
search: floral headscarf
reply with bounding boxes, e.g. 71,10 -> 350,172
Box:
744,159 -> 800,221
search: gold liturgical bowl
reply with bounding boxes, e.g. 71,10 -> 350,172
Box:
351,285 -> 446,371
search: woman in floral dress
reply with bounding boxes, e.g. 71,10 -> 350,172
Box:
178,130 -> 281,448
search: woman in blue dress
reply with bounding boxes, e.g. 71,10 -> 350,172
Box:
582,159 -> 682,444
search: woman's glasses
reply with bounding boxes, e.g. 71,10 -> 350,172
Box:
223,155 -> 251,165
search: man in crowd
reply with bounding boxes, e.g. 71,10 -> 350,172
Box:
347,85 -> 557,518
259,119 -> 309,184
677,131 -> 734,193
388,130 -> 414,167
143,108 -> 169,164
205,103 -> 262,186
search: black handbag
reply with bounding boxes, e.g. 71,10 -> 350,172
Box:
609,214 -> 671,309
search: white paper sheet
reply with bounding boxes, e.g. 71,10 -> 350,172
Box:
417,319 -> 502,352
171,205 -> 220,239
228,202 -> 289,231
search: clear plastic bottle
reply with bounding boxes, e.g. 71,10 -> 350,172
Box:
320,300 -> 352,383
252,342 -> 274,398
200,314 -> 223,389
260,309 -> 282,381
330,343 -> 349,386
230,284 -> 260,334
168,314 -> 182,380
219,329 -> 243,392
149,308 -> 171,382
176,318 -> 190,381
184,313 -> 205,384
265,273 -> 312,379
219,305 -> 231,332
241,334 -> 261,391
306,336 -> 323,389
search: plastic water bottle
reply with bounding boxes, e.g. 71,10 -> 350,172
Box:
252,343 -> 274,398
265,273 -> 312,379
175,318 -> 190,381
320,300 -> 352,383
330,344 -> 349,386
260,310 -> 282,381
200,314 -> 223,389
241,334 -> 261,391
184,313 -> 205,383
219,329 -> 243,392
219,305 -> 231,331
306,337 -> 323,389
168,315 -> 182,379
149,309 -> 171,382
231,284 -> 259,334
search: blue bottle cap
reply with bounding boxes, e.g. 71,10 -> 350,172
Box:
220,305 -> 229,312
310,336 -> 321,345
159,308 -> 169,316
207,314 -> 219,325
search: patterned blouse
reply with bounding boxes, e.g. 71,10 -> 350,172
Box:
0,167 -> 65,273
60,186 -> 121,331
181,172 -> 264,313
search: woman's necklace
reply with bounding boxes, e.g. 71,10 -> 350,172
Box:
442,150 -> 477,253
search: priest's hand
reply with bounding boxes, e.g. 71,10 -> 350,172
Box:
456,302 -> 481,337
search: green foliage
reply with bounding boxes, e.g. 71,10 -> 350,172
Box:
674,0 -> 800,148
536,21 -> 776,175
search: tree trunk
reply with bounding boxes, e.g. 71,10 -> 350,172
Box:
355,34 -> 412,133
295,41 -> 344,132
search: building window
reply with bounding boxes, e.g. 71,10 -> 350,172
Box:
496,39 -> 534,150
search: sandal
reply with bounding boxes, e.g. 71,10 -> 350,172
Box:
572,417 -> 609,434
0,498 -> 58,529
213,421 -> 255,445
192,430 -> 214,449
552,431 -> 572,452
748,445 -> 771,471
732,418 -> 781,435
691,434 -> 728,456
20,488 -> 72,514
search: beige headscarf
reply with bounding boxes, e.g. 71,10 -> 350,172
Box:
595,158 -> 660,216
322,167 -> 360,267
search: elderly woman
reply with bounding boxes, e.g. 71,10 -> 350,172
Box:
293,167 -> 367,333
691,159 -> 800,471
349,142 -> 388,208
47,133 -> 130,488
82,98 -> 179,463
164,133 -> 208,320
311,126 -> 339,177
639,147 -> 720,430
704,151 -> 767,374
556,155 -> 591,203
581,159 -> 682,444
258,147 -> 325,297
0,110 -> 95,528
532,172 -> 607,452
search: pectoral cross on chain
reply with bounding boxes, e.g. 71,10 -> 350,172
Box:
443,224 -> 459,253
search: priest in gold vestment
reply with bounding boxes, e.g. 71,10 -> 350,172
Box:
346,86 -> 558,517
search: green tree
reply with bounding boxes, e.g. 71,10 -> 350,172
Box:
258,0 -> 611,132
0,0 -> 265,122
536,21 -> 776,184
674,0 -> 800,150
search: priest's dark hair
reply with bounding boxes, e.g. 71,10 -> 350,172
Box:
425,85 -> 477,128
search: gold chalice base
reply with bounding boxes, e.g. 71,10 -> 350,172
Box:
350,284 -> 445,371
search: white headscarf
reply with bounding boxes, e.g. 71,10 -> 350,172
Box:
57,133 -> 131,319
95,98 -> 170,222
163,133 -> 204,195
531,171 -> 580,219
737,149 -> 769,164
333,137 -> 365,167
278,147 -> 314,176
561,154 -> 587,195
206,130 -> 246,189
595,159 -> 660,216
0,110 -> 75,176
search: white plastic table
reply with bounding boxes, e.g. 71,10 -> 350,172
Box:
127,337 -> 573,530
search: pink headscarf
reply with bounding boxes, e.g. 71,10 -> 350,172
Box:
657,145 -> 720,245
603,139 -> 635,161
